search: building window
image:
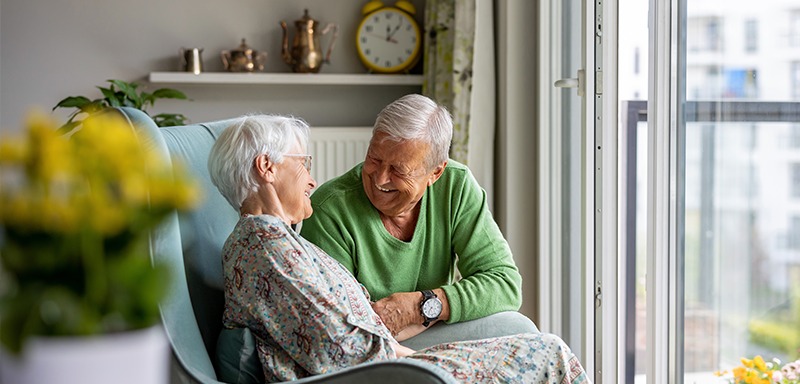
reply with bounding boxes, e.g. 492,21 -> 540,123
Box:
794,62 -> 800,100
789,216 -> 800,249
792,11 -> 800,47
707,19 -> 721,51
745,19 -> 757,53
791,124 -> 800,148
634,47 -> 640,75
791,163 -> 800,198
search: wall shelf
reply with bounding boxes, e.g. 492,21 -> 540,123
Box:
148,72 -> 424,86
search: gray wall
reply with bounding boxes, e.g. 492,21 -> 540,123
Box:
0,0 -> 424,131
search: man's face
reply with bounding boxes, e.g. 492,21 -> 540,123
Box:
361,132 -> 443,218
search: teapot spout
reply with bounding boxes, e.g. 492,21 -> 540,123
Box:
280,21 -> 293,66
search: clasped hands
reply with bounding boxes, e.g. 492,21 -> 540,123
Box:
371,289 -> 449,340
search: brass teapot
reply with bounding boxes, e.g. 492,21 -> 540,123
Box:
221,38 -> 267,72
280,9 -> 338,73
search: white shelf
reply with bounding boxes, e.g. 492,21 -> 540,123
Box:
148,72 -> 424,86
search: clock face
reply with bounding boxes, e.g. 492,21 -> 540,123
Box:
422,297 -> 442,317
357,9 -> 421,73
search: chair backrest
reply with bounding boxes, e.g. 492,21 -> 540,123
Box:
115,107 -> 240,383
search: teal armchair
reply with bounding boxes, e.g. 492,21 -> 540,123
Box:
113,107 -> 538,384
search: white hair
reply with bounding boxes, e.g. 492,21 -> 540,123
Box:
372,94 -> 453,171
208,114 -> 310,211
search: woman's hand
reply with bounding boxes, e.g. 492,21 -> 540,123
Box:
390,342 -> 416,357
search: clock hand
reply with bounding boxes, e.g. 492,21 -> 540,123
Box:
387,18 -> 403,40
386,24 -> 391,40
366,33 -> 398,44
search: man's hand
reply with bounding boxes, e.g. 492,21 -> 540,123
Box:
372,289 -> 451,337
372,292 -> 424,336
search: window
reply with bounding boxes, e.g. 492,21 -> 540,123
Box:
792,163 -> 800,198
745,19 -> 757,53
794,62 -> 800,100
792,11 -> 800,47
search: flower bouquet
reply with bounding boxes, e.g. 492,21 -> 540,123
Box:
715,352 -> 800,384
0,110 -> 199,355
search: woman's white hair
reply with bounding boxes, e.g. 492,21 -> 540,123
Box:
208,114 -> 310,212
372,94 -> 453,171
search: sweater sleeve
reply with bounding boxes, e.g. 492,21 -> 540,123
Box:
441,168 -> 523,323
300,203 -> 357,275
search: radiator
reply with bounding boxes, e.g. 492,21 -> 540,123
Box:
308,127 -> 373,187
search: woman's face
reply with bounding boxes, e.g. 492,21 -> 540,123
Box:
273,142 -> 317,224
361,132 -> 442,218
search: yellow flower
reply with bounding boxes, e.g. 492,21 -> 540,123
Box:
713,369 -> 729,376
753,376 -> 770,384
742,357 -> 754,368
753,356 -> 767,371
733,366 -> 747,380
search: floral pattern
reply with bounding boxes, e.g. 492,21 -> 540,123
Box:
222,214 -> 590,383
423,0 -> 475,165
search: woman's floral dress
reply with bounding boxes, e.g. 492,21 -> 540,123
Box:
222,214 -> 589,383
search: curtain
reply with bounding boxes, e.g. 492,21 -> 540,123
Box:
423,0 -> 495,203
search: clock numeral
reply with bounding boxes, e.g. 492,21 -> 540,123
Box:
374,16 -> 379,23
361,37 -> 367,43
385,60 -> 392,67
397,57 -> 403,64
374,56 -> 380,64
365,48 -> 371,56
411,37 -> 416,43
406,25 -> 412,31
366,25 -> 373,33
406,49 -> 412,55
385,12 -> 393,19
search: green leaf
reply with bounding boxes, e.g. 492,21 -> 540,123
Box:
53,96 -> 91,111
139,92 -> 155,109
56,120 -> 82,135
152,88 -> 188,100
153,113 -> 189,127
77,101 -> 106,114
107,80 -> 141,108
97,87 -> 121,107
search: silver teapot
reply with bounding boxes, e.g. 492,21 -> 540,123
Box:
221,38 -> 267,72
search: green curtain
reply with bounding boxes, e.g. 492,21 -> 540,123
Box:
422,0 -> 476,165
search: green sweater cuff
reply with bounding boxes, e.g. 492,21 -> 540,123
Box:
441,285 -> 461,324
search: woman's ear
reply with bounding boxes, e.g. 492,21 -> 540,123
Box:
253,154 -> 276,183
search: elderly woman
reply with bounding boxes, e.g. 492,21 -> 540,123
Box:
207,114 -> 589,383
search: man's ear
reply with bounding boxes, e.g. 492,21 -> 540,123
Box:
427,161 -> 447,186
253,154 -> 277,183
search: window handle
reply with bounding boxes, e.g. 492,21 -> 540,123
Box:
555,69 -> 586,96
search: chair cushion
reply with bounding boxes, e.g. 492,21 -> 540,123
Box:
215,328 -> 264,384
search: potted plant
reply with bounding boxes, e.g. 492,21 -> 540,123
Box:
0,111 -> 200,383
52,79 -> 191,135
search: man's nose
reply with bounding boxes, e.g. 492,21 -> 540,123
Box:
374,164 -> 392,185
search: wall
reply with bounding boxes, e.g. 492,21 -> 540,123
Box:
0,0 -> 424,132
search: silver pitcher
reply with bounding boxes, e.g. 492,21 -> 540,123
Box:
180,47 -> 204,75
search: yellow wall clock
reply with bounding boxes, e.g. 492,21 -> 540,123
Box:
356,0 -> 422,74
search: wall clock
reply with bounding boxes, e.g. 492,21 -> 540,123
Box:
356,0 -> 422,74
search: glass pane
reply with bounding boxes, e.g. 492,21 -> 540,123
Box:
683,0 -> 800,381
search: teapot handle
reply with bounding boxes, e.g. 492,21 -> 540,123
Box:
179,47 -> 187,67
256,51 -> 267,71
220,50 -> 230,71
320,23 -> 339,64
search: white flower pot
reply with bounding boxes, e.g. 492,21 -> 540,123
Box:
0,324 -> 170,384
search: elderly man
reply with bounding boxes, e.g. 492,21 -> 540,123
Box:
300,94 -> 526,341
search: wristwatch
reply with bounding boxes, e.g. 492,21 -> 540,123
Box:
420,290 -> 443,327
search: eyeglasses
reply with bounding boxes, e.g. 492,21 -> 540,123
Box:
284,154 -> 312,173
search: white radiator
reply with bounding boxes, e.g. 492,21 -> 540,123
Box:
308,127 -> 373,187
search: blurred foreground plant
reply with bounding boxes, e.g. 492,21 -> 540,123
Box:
0,111 -> 200,353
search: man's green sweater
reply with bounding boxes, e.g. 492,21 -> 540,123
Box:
300,160 -> 522,323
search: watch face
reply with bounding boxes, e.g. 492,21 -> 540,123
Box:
422,297 -> 443,318
357,9 -> 420,72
